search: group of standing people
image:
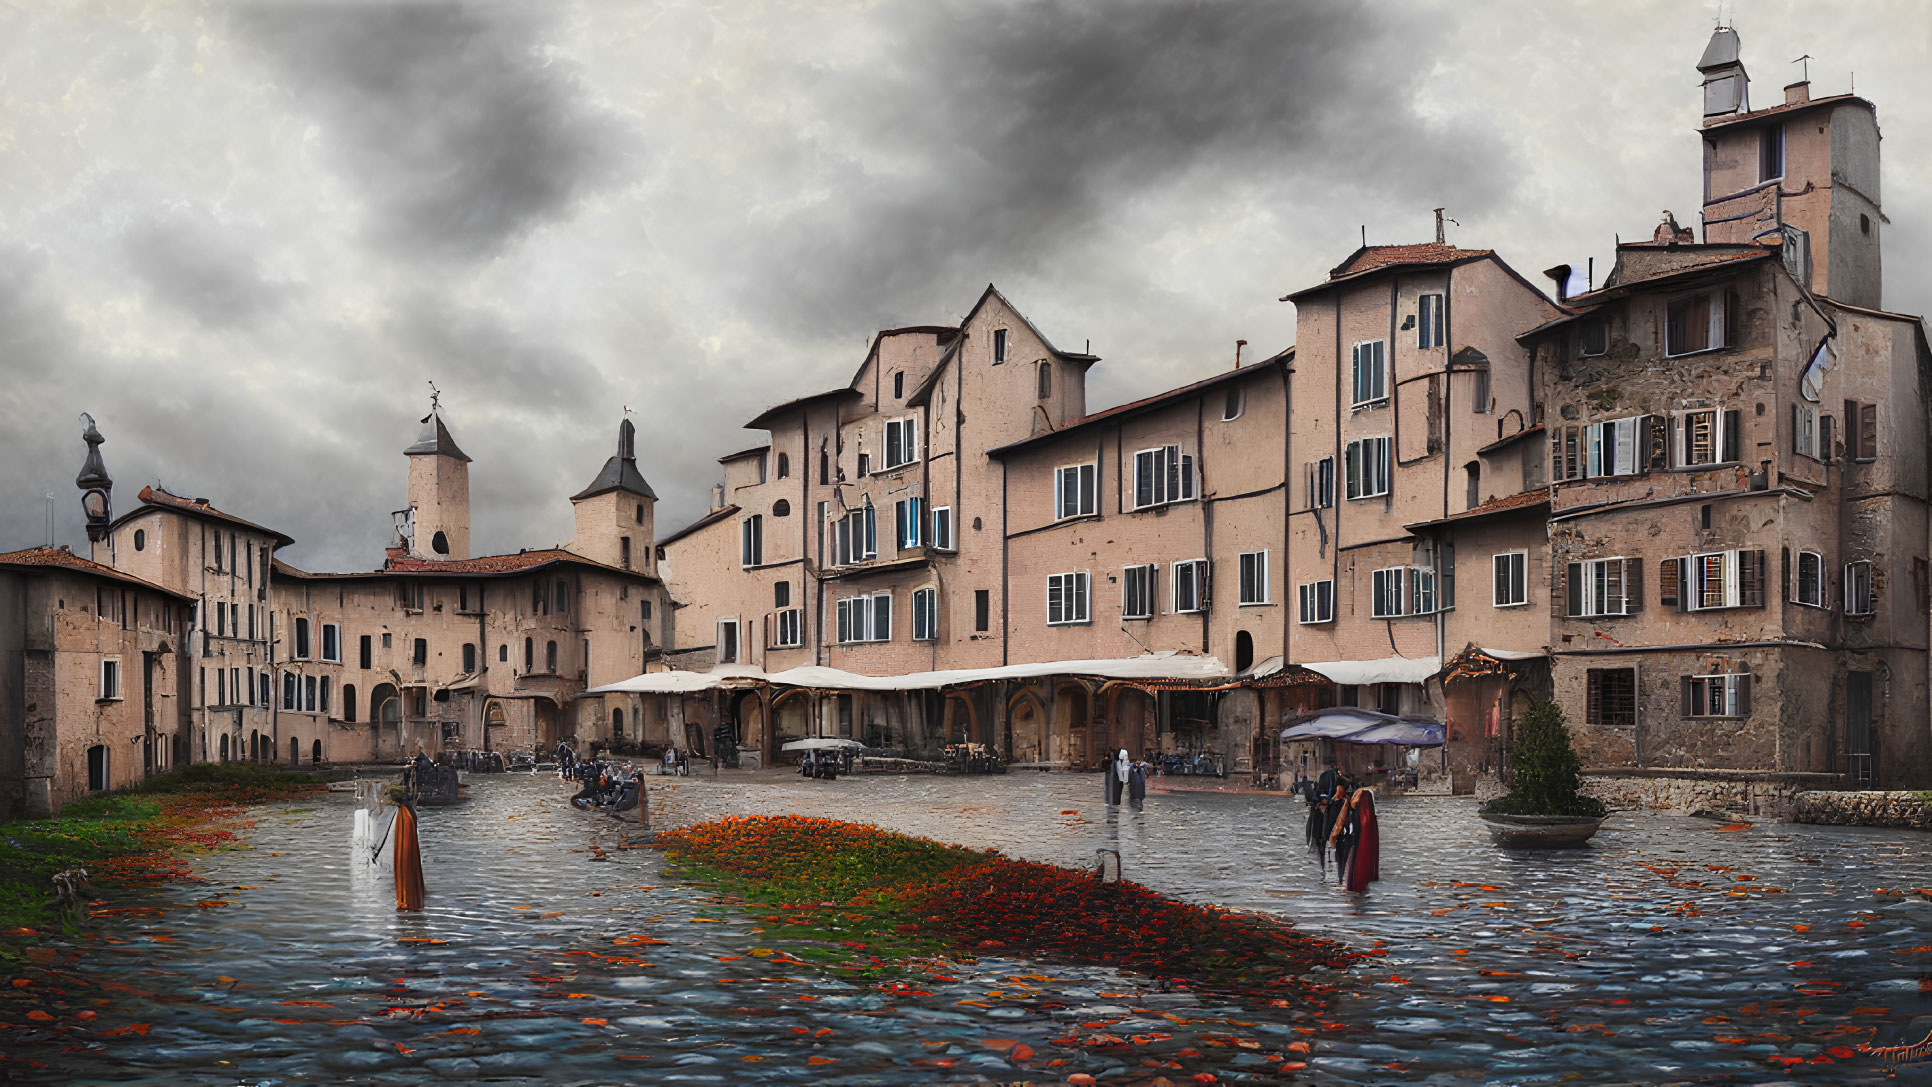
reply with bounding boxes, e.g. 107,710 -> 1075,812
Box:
1102,749 -> 1149,805
1303,760 -> 1380,893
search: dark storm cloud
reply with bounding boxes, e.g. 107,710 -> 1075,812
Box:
121,212 -> 290,327
742,0 -> 1510,333
391,294 -> 604,416
233,2 -> 620,260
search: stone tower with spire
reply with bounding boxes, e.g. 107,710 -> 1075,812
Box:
568,418 -> 657,574
403,397 -> 472,560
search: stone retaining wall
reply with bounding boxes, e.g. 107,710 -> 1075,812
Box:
1791,791 -> 1932,830
1580,773 -> 1817,818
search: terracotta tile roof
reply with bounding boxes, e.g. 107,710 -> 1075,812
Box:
987,347 -> 1293,457
117,485 -> 296,547
1405,489 -> 1550,531
0,545 -> 196,600
277,548 -> 656,582
1331,243 -> 1493,278
1701,92 -> 1870,131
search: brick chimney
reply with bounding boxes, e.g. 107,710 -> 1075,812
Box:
1785,81 -> 1810,106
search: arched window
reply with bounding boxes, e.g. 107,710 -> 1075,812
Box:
612,707 -> 625,738
219,734 -> 230,761
524,638 -> 534,672
777,453 -> 790,478
462,643 -> 477,673
772,499 -> 791,517
344,684 -> 358,723
312,739 -> 323,765
635,503 -> 644,524
290,737 -> 298,764
87,744 -> 109,791
249,730 -> 259,761
133,529 -> 146,551
546,640 -> 558,673
294,617 -> 310,658
499,644 -> 508,662
1234,630 -> 1255,674
431,530 -> 450,555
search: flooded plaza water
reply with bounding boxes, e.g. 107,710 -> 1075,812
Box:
6,771 -> 1931,1085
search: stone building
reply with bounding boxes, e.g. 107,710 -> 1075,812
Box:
0,546 -> 194,816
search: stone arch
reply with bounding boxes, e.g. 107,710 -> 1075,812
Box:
312,739 -> 323,765
1052,680 -> 1095,768
942,692 -> 979,745
1006,685 -> 1046,765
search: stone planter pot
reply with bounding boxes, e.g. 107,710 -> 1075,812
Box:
1481,812 -> 1605,848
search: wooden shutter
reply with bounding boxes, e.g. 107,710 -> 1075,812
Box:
1845,400 -> 1861,462
1565,562 -> 1582,617
1721,409 -> 1742,463
1820,414 -> 1834,463
1622,558 -> 1643,612
1659,558 -> 1680,607
1680,675 -> 1693,717
1858,402 -> 1878,460
1735,674 -> 1752,716
1741,550 -> 1767,607
1585,669 -> 1603,725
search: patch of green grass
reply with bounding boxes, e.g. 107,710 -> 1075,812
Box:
129,762 -> 344,794
0,797 -> 166,935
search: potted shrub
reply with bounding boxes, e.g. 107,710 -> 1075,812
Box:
1481,699 -> 1607,847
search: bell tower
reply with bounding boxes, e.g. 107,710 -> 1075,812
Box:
569,418 -> 657,574
403,393 -> 471,560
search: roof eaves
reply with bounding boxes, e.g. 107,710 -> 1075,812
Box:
659,505 -> 740,548
987,350 -> 1293,458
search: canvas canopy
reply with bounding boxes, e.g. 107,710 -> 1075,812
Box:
585,652 -> 1227,697
1280,708 -> 1446,747
1299,655 -> 1441,686
779,738 -> 868,752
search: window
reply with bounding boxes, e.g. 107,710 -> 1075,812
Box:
774,608 -> 802,648
835,593 -> 892,643
462,643 -> 476,673
1795,551 -> 1824,607
216,603 -> 226,638
399,581 -> 423,610
294,617 -> 310,659
772,500 -> 790,517
321,623 -> 340,662
820,447 -> 831,484
894,497 -> 924,550
1046,572 -> 1091,625
1037,361 -> 1052,399
499,644 -> 508,662
1685,673 -> 1751,717
1675,408 -> 1740,467
912,587 -> 938,640
1663,549 -> 1766,611
359,634 -> 373,669
1297,580 -> 1334,624
413,638 -> 428,666
554,581 -> 569,613
1845,400 -> 1878,461
740,515 -> 763,566
931,507 -> 954,551
524,638 -> 533,671
1794,402 -> 1820,460
1410,566 -> 1437,614
1238,550 -> 1270,605
892,372 -> 904,399
1055,464 -> 1097,519
1470,366 -> 1490,413
1759,122 -> 1784,182
717,619 -> 739,663
546,640 -> 558,672
1465,461 -> 1481,509
1344,437 -> 1391,499
214,534 -> 223,571
974,589 -> 990,632
344,684 -> 357,723
775,582 -> 791,608
1566,557 -> 1641,617
1579,318 -> 1608,357
1305,457 -> 1335,509
100,658 -> 122,700
1171,559 -> 1209,614
636,503 -> 645,524
620,537 -> 632,568
282,671 -> 297,711
1370,567 -> 1406,618
882,418 -> 918,469
1351,340 -> 1387,405
1665,291 -> 1728,356
992,328 -> 1007,364
1122,564 -> 1157,620
1222,385 -> 1243,421
133,528 -> 145,550
1585,668 -> 1636,727
319,677 -> 330,715
1131,446 -> 1195,508
1418,294 -> 1444,349
258,672 -> 270,706
1493,551 -> 1528,607
1584,417 -> 1641,477
1845,560 -> 1875,616
87,745 -> 108,792
834,503 -> 877,565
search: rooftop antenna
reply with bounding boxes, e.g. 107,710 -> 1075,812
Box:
1793,53 -> 1811,82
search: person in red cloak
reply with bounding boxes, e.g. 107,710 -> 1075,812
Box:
392,801 -> 426,912
1327,787 -> 1380,893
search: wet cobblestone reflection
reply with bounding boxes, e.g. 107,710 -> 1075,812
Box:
6,772 -> 1930,1085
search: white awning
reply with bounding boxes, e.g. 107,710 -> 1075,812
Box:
1480,647 -> 1546,661
583,664 -> 768,696
588,652 -> 1227,697
1300,655 -> 1441,686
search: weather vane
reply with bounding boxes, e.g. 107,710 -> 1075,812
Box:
427,380 -> 441,411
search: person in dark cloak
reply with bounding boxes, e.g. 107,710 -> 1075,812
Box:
1103,758 -> 1120,804
1328,786 -> 1381,892
1127,758 -> 1147,804
1304,762 -> 1350,874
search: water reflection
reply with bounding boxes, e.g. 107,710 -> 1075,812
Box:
3,772 -> 1926,1085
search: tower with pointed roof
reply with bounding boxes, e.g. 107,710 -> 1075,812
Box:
568,418 -> 657,574
404,398 -> 472,560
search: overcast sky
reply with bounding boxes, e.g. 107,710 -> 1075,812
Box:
3,0 -> 1927,571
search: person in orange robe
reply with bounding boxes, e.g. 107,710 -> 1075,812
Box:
392,802 -> 426,911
